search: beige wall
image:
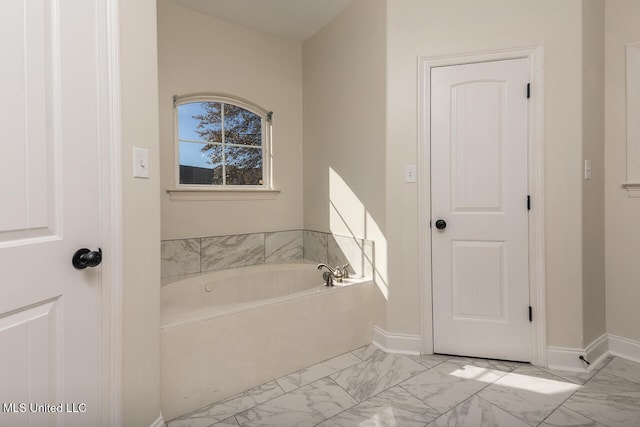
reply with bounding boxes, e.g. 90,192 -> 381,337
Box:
581,0 -> 606,347
157,0 -> 303,240
605,0 -> 640,343
386,0 -> 586,347
120,0 -> 161,424
303,0 -> 615,350
302,0 -> 388,328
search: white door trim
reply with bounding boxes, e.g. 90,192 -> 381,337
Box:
418,45 -> 546,366
98,0 -> 124,424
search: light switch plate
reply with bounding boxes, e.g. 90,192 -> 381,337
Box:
133,147 -> 149,179
584,159 -> 591,180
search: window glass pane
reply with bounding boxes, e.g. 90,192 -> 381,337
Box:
179,142 -> 222,185
178,102 -> 222,142
225,146 -> 263,185
224,104 -> 262,146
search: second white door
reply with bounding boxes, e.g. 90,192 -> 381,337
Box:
431,58 -> 531,362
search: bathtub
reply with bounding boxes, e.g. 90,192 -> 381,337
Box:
160,261 -> 373,420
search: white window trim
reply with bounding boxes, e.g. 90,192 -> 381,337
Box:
166,187 -> 280,201
170,93 -> 274,195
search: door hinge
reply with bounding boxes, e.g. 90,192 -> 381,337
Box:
527,83 -> 531,99
529,306 -> 533,322
527,195 -> 531,210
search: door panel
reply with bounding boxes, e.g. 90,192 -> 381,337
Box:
431,58 -> 530,362
0,299 -> 60,425
451,81 -> 504,212
0,0 -> 55,241
0,0 -> 102,425
451,241 -> 505,321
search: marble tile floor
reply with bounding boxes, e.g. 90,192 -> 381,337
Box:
166,346 -> 640,427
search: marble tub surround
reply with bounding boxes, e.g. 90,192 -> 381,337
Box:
265,230 -> 303,263
328,234 -> 374,278
201,233 -> 265,271
167,346 -> 640,427
304,230 -> 374,277
302,230 -> 328,264
161,238 -> 200,277
161,230 -> 303,278
161,229 -> 373,278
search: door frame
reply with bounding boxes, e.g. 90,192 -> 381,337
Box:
97,0 -> 124,424
417,45 -> 546,366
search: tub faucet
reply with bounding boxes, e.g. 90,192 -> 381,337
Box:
317,263 -> 350,286
317,263 -> 337,286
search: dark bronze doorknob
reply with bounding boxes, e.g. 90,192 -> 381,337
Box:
435,219 -> 447,230
72,248 -> 102,269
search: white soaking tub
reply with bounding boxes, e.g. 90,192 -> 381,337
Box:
160,261 -> 373,420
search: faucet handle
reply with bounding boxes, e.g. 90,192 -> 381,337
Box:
322,271 -> 334,287
341,263 -> 350,278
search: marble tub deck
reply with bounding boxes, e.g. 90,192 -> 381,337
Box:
166,346 -> 640,427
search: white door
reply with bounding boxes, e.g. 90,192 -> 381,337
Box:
431,58 -> 531,362
0,0 -> 103,425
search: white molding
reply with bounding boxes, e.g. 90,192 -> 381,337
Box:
372,326 -> 421,355
546,346 -> 588,372
547,334 -> 613,372
150,413 -> 165,427
547,333 -> 609,372
174,93 -> 271,117
546,334 -> 640,371
417,49 -> 433,354
98,0 -> 123,424
609,334 -> 640,363
585,333 -> 610,368
167,188 -> 280,201
622,182 -> 640,197
417,44 -> 546,365
626,41 -> 640,196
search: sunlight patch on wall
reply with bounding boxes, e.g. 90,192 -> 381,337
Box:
329,168 -> 365,237
329,167 -> 388,299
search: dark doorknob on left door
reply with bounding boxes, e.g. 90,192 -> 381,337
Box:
435,219 -> 447,230
72,248 -> 102,270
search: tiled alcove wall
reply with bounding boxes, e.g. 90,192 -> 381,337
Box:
161,229 -> 374,279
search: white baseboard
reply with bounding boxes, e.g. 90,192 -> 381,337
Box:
150,413 -> 165,427
547,333 -> 622,372
373,327 -> 639,370
547,345 -> 591,372
609,334 -> 640,363
585,333 -> 610,368
372,326 -> 421,355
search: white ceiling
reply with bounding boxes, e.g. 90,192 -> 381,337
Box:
168,0 -> 356,42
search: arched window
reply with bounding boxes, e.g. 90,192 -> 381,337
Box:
174,94 -> 271,188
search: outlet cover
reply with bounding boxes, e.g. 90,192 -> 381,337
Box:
404,165 -> 417,183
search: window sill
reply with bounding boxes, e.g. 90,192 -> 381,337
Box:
622,183 -> 640,198
166,187 -> 280,201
